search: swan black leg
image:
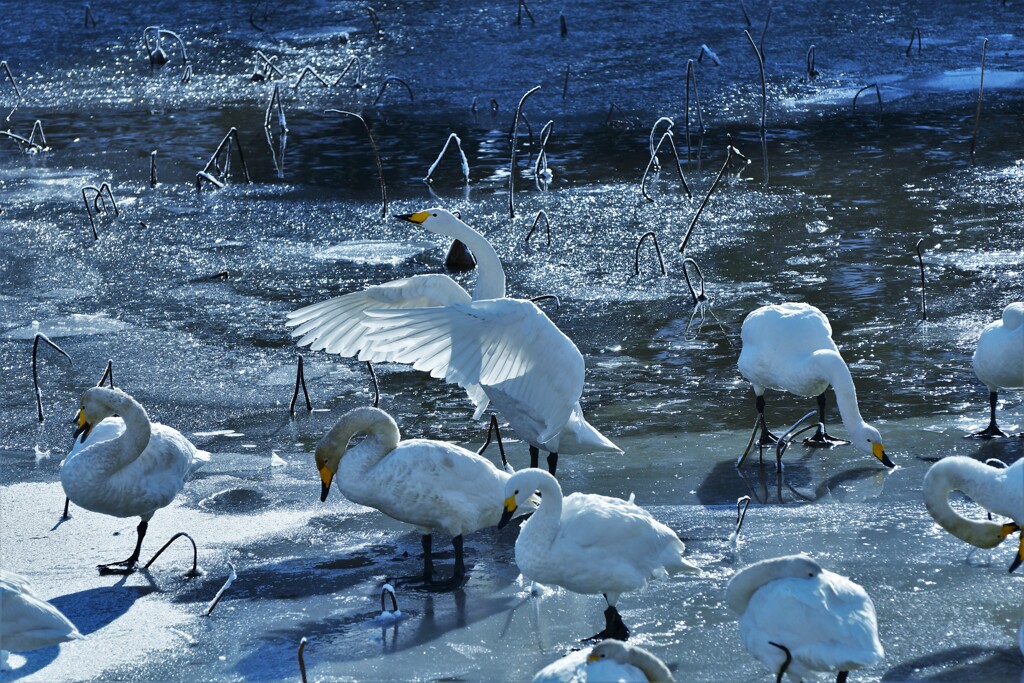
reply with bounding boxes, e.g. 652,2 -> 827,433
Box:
768,642 -> 792,683
583,598 -> 630,642
98,519 -> 147,574
452,534 -> 465,581
421,534 -> 433,584
756,395 -> 779,447
837,672 -> 849,683
969,391 -> 1007,438
803,393 -> 849,447
529,445 -> 540,469
546,452 -> 558,475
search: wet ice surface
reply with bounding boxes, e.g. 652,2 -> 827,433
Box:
2,0 -> 1024,681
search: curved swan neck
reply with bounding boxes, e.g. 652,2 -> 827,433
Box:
518,470 -> 563,543
318,407 -> 400,477
726,555 -> 821,614
624,649 -> 674,682
923,457 -> 1009,548
450,219 -> 505,300
813,351 -> 865,431
100,389 -> 151,466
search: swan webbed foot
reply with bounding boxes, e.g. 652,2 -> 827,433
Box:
757,428 -> 779,447
582,605 -> 629,642
967,422 -> 1007,439
802,425 -> 849,448
97,558 -> 140,575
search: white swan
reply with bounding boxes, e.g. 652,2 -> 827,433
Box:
0,571 -> 82,671
315,405 -> 534,586
923,456 -> 1023,572
286,207 -> 620,476
969,302 -> 1023,438
60,386 -> 209,574
737,303 -> 893,468
725,555 -> 884,682
498,469 -> 698,640
532,639 -> 675,683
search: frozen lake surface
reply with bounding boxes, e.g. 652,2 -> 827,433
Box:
1,0 -> 1023,681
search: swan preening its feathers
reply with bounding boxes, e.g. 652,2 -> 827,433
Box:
315,405 -> 534,585
726,555 -> 884,682
0,571 -> 82,670
970,302 -> 1024,438
498,468 -> 698,641
287,208 -> 620,476
532,639 -> 675,683
737,303 -> 893,468
60,387 -> 208,574
923,456 -> 1023,572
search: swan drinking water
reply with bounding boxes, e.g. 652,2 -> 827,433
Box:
315,406 -> 534,586
60,387 -> 208,574
737,303 -> 893,468
923,456 -> 1023,572
969,301 -> 1023,438
0,571 -> 82,671
287,208 -> 619,476
498,469 -> 698,641
725,555 -> 884,682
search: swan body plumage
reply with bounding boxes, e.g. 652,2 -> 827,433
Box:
738,302 -> 891,466
60,387 -> 208,571
0,570 -> 82,669
287,208 -> 619,470
923,456 -> 1023,570
970,302 -> 1024,437
499,468 -> 697,638
726,555 -> 884,682
315,405 -> 534,581
533,640 -> 674,683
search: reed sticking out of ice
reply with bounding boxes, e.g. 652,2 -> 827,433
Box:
490,98 -> 500,113
697,45 -> 720,66
743,30 -> 766,134
290,354 -> 312,415
205,562 -> 237,616
0,121 -> 47,153
969,38 -> 987,166
249,0 -> 271,32
334,57 -> 364,89
681,257 -> 707,305
294,65 -> 330,89
648,117 -> 673,171
684,61 -> 705,161
381,583 -> 399,613
326,109 -> 388,217
423,133 -> 470,184
251,50 -> 284,82
81,183 -> 119,240
517,0 -> 535,25
806,45 -> 818,79
142,531 -> 202,577
772,410 -> 820,472
298,638 -> 309,683
733,495 -> 751,538
1,61 -> 22,121
534,120 -> 554,184
906,28 -> 922,57
264,83 -> 287,132
97,359 -> 114,388
196,127 -> 252,191
32,333 -> 72,423
641,130 -> 691,201
606,102 -> 630,128
143,27 -> 189,71
525,210 -> 551,245
367,6 -> 384,38
366,361 -> 380,408
759,3 -> 771,57
373,76 -> 413,106
477,414 -> 510,471
84,3 -> 96,27
562,64 -> 570,99
852,84 -> 882,113
739,0 -> 752,27
915,238 -> 927,321
148,150 -> 158,187
679,145 -> 738,256
508,85 -> 541,218
633,231 -> 666,277
560,14 -> 567,38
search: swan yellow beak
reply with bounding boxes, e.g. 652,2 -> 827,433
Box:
872,442 -> 895,468
319,465 -> 334,502
396,211 -> 430,224
586,654 -> 601,664
72,409 -> 93,442
497,495 -> 517,530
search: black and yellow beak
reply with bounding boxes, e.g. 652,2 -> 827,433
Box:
586,654 -> 601,664
72,409 -> 92,442
873,443 -> 895,468
319,465 -> 334,502
395,211 -> 430,224
497,495 -> 517,530
1003,523 -> 1022,573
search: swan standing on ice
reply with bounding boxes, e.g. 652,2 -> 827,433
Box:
726,555 -> 884,682
969,302 -> 1023,438
737,303 -> 893,468
532,639 -> 675,682
0,571 -> 82,671
923,456 -> 1023,572
60,387 -> 209,574
315,406 -> 534,587
286,208 -> 619,476
498,469 -> 698,641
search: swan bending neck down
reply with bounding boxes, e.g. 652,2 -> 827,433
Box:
315,406 -> 531,587
60,386 -> 208,575
498,469 -> 698,641
0,571 -> 83,671
726,555 -> 884,683
532,639 -> 675,683
923,456 -> 1023,572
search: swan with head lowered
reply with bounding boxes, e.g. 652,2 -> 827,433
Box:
737,303 -> 893,468
923,456 -> 1023,572
1,571 -> 82,671
315,405 -> 534,587
287,207 -> 620,476
532,639 -> 675,683
60,386 -> 209,574
498,469 -> 698,641
726,555 -> 884,682
968,302 -> 1023,438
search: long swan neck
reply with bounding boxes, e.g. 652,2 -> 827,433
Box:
626,650 -> 674,682
521,473 -> 563,544
319,408 -> 399,478
453,221 -> 505,300
815,351 -> 864,430
923,458 -> 1006,548
109,392 -> 151,466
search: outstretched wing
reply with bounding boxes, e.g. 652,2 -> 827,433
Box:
362,299 -> 585,443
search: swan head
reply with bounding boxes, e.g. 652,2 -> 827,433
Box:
498,469 -> 554,529
587,640 -> 631,664
314,406 -> 398,502
73,386 -> 125,443
395,208 -> 467,240
852,423 -> 894,468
